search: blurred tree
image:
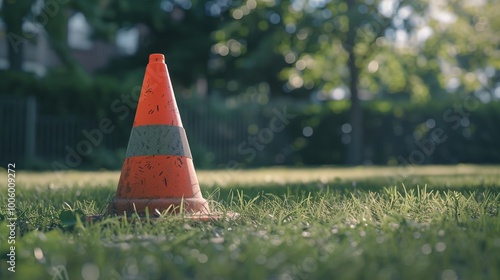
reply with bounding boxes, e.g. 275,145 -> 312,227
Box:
1,0 -> 32,71
216,0 -> 432,165
207,0 -> 291,97
428,0 -> 500,100
89,0 -> 231,95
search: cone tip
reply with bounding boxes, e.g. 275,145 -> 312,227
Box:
149,53 -> 165,63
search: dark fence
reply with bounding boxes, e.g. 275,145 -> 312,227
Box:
0,96 -> 103,168
1,95 -> 499,170
0,95 -> 286,169
1,96 -> 36,164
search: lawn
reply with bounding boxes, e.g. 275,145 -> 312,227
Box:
1,165 -> 500,279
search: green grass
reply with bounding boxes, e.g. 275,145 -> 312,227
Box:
1,165 -> 500,279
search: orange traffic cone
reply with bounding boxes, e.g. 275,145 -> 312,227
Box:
108,53 -> 210,217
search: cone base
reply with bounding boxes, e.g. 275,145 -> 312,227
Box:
107,197 -> 210,216
86,211 -> 239,223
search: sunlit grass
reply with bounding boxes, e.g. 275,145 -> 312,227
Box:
0,165 -> 499,279
2,164 -> 499,188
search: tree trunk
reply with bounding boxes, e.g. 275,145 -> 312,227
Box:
345,0 -> 363,165
346,48 -> 364,165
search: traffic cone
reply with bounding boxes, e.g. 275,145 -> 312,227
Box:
108,53 -> 210,217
